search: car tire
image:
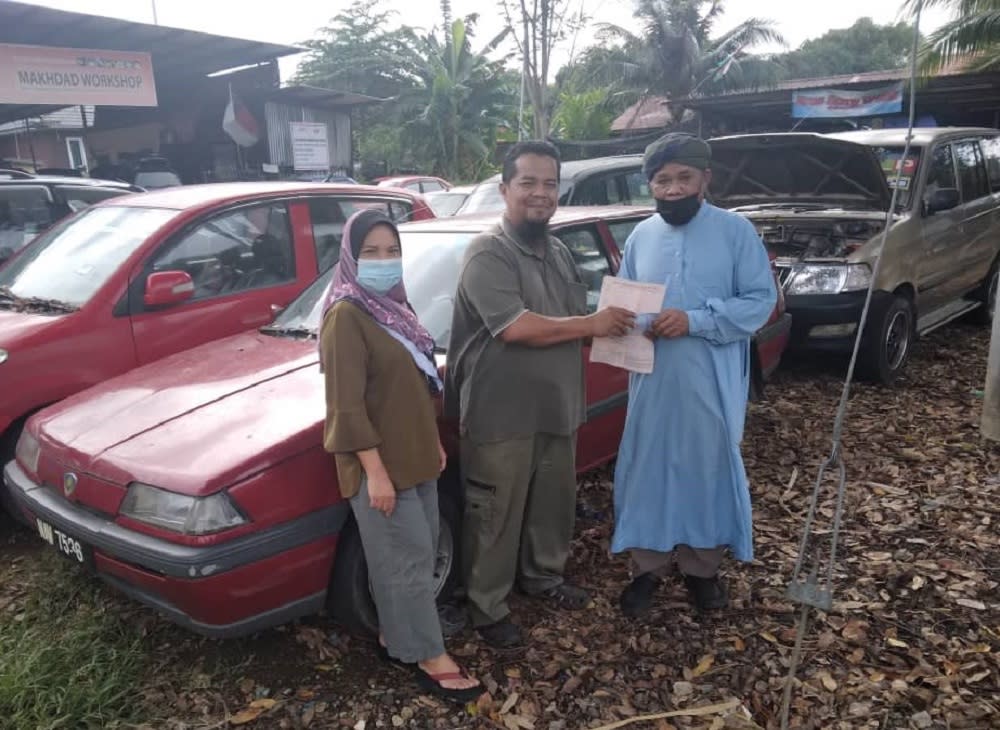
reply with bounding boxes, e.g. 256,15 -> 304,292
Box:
327,490 -> 462,636
970,261 -> 999,326
858,294 -> 915,385
0,420 -> 30,527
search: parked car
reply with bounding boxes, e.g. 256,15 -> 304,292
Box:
0,176 -> 144,267
708,129 -> 1000,384
0,182 -> 435,515
3,205 -> 788,637
376,176 -> 452,194
424,184 -> 475,217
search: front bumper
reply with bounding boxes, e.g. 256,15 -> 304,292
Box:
785,290 -> 891,352
4,459 -> 349,637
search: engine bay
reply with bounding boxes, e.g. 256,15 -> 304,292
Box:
752,219 -> 885,260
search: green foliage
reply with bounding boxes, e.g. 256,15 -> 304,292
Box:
903,0 -> 1000,73
551,87 -> 615,140
775,18 -> 916,78
0,555 -> 146,729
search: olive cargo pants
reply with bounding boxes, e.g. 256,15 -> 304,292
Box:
460,433 -> 577,627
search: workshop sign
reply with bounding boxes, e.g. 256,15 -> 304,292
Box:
0,43 -> 158,107
792,82 -> 904,119
290,122 -> 330,171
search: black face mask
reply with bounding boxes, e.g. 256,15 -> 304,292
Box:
656,195 -> 702,226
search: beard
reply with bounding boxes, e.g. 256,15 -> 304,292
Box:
513,218 -> 550,244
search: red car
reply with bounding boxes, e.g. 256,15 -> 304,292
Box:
4,207 -> 789,637
376,176 -> 452,194
0,182 -> 434,503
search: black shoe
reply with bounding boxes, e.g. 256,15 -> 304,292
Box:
619,573 -> 661,618
534,583 -> 591,611
683,574 -> 729,611
477,618 -> 523,648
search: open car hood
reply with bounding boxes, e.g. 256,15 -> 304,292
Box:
707,133 -> 892,212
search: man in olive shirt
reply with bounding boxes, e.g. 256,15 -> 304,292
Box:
446,141 -> 635,647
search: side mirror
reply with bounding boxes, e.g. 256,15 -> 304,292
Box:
144,270 -> 194,308
925,188 -> 960,216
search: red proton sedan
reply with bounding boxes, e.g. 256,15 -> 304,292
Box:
4,207 -> 789,637
0,182 -> 433,509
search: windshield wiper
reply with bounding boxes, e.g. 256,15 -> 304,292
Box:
0,286 -> 78,314
259,324 -> 317,339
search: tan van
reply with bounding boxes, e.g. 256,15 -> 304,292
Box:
708,128 -> 1000,384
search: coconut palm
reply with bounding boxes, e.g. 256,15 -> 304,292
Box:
903,0 -> 1000,72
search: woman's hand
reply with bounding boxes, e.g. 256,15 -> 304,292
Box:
438,441 -> 447,473
367,471 -> 397,516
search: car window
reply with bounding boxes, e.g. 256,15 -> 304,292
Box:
56,185 -> 131,212
0,205 -> 175,306
558,225 -> 611,312
954,140 -> 990,203
150,202 -> 294,301
624,172 -> 654,204
421,180 -> 444,193
607,219 -> 641,251
308,197 -> 348,273
134,171 -> 181,189
573,175 -> 623,206
982,136 -> 1000,191
925,144 -> 957,201
0,186 -> 56,259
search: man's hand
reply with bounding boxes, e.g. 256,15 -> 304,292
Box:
367,472 -> 397,517
438,441 -> 447,473
648,309 -> 689,339
588,306 -> 636,338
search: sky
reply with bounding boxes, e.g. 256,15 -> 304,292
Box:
15,0 -> 954,81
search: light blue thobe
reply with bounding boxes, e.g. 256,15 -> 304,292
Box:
611,203 -> 776,562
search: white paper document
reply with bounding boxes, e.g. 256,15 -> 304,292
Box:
589,277 -> 666,374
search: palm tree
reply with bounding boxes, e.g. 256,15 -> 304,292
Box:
597,0 -> 786,104
398,6 -> 515,180
903,0 -> 1000,72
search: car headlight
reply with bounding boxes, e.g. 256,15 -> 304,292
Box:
0,349 -> 8,364
119,483 -> 247,535
14,429 -> 40,474
786,264 -> 872,295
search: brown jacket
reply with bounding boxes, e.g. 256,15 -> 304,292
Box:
320,301 -> 440,499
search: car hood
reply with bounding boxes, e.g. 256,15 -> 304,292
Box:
0,309 -> 64,347
708,133 -> 892,212
34,331 -> 324,496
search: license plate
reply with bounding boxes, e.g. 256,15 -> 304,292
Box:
36,518 -> 91,566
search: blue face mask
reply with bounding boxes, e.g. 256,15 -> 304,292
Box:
357,258 -> 403,294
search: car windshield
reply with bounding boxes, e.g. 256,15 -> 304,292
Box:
869,145 -> 921,209
267,230 -> 476,348
425,191 -> 467,217
135,171 -> 181,189
0,205 -> 175,307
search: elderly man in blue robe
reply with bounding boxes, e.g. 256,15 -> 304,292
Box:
612,132 -> 777,617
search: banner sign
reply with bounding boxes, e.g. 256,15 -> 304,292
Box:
792,81 -> 904,119
290,122 -> 330,171
0,43 -> 158,107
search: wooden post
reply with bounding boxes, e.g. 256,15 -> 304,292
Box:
981,307 -> 1000,440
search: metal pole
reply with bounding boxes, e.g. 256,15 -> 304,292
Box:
151,0 -> 158,25
982,298 -> 1000,440
23,119 -> 37,171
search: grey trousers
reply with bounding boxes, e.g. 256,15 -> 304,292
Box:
349,478 -> 445,663
632,545 -> 726,579
461,433 -> 578,627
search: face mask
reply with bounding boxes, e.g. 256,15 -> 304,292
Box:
357,258 -> 403,294
656,194 -> 702,226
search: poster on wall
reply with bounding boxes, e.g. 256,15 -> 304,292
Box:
290,122 -> 330,171
0,43 -> 157,106
792,82 -> 904,119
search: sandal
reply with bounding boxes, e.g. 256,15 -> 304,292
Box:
413,664 -> 483,705
374,642 -> 412,670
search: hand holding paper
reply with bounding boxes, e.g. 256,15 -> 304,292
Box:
590,277 -> 667,374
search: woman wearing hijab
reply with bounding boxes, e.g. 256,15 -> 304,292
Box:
319,208 -> 482,704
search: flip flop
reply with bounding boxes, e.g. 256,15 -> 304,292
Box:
374,643 -> 412,670
413,665 -> 483,705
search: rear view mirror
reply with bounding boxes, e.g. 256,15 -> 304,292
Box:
144,270 -> 194,308
925,188 -> 960,216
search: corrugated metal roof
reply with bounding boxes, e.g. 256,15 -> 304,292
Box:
0,106 -> 95,135
611,96 -> 674,133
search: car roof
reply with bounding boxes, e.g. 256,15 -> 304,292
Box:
109,181 -> 423,211
399,205 -> 650,232
0,176 -> 136,188
828,127 -> 1000,147
476,154 -> 643,185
